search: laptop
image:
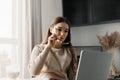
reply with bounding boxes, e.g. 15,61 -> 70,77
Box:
75,50 -> 113,80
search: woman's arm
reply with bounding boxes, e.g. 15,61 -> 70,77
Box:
28,44 -> 50,76
28,33 -> 59,76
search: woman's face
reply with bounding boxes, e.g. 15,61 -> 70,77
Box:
51,22 -> 69,42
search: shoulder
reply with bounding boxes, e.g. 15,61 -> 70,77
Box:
67,46 -> 76,53
31,44 -> 47,59
67,46 -> 77,60
33,43 -> 46,52
64,46 -> 76,57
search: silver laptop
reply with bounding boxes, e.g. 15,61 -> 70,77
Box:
75,50 -> 113,80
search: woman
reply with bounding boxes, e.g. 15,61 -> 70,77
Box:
28,16 -> 78,80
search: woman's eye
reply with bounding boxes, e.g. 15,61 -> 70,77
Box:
56,28 -> 62,31
65,30 -> 68,33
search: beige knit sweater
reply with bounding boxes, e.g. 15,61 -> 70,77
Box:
28,44 -> 76,80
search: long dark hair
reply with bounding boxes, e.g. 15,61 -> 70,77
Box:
42,16 -> 71,47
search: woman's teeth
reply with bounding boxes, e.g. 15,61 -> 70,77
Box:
56,39 -> 62,44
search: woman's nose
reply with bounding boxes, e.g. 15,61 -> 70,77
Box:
60,31 -> 65,36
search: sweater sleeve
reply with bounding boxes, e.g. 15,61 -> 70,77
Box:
28,44 -> 50,76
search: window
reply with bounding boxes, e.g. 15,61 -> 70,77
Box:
0,0 -> 30,79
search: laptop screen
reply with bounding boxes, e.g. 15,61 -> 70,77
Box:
75,50 -> 113,80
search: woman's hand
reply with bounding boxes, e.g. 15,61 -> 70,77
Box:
47,34 -> 56,48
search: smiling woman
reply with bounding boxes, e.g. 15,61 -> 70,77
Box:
28,16 -> 78,80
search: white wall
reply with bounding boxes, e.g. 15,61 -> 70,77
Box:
41,0 -> 63,38
71,22 -> 120,46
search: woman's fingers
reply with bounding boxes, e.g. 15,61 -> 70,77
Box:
47,34 -> 57,47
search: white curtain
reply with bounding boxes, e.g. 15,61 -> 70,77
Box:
31,0 -> 42,47
19,0 -> 32,79
21,0 -> 42,79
